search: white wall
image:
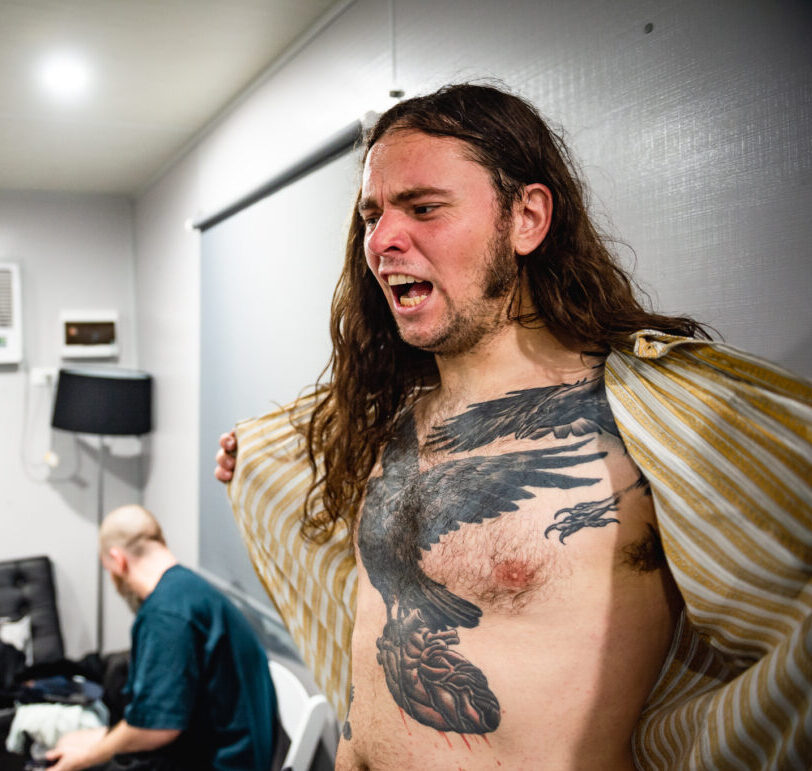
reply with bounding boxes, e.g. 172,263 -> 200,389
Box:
0,190 -> 139,657
134,0 -> 811,597
132,152 -> 200,571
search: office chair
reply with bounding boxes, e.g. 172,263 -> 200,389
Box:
269,660 -> 329,771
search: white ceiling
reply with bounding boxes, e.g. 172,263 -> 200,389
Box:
0,0 -> 342,196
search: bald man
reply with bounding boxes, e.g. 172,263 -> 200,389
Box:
47,506 -> 276,771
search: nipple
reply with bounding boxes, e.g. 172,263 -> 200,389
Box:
492,559 -> 537,589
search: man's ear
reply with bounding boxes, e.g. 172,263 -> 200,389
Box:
511,183 -> 552,256
104,546 -> 128,576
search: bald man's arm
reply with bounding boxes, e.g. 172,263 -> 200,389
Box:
47,721 -> 180,771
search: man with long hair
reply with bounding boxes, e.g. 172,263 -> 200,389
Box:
217,84 -> 811,769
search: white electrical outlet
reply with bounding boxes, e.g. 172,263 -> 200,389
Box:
31,366 -> 57,386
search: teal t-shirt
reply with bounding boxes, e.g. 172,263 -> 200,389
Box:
123,565 -> 275,771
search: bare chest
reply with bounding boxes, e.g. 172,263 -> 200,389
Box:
359,431 -> 658,613
344,378 -> 676,762
356,375 -> 661,606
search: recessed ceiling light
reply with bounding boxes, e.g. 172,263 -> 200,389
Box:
38,52 -> 92,102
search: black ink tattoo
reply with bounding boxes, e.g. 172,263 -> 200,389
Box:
342,685 -> 354,741
544,491 -> 622,542
358,404 -> 610,734
545,473 -> 649,543
426,375 -> 620,453
357,376 -> 651,736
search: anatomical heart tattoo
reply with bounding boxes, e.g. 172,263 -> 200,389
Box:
357,375 -> 637,735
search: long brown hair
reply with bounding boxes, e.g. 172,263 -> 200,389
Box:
302,83 -> 707,540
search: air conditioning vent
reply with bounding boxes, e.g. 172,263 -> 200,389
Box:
0,269 -> 12,326
0,263 -> 23,363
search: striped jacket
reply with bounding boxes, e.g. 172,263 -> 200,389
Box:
229,331 -> 812,769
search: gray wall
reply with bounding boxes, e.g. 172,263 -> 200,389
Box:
198,149 -> 359,607
131,0 -> 811,687
0,190 -> 140,656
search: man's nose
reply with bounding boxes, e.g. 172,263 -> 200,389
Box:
366,210 -> 410,255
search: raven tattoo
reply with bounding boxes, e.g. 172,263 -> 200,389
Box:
426,375 -> 619,453
358,408 -> 609,734
357,376 -> 649,736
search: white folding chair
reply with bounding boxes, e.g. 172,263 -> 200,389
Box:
269,659 -> 329,771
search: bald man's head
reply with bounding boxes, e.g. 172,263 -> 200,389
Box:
100,504 -> 166,559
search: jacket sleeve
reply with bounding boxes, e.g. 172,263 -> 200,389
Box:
606,331 -> 812,770
227,391 -> 357,721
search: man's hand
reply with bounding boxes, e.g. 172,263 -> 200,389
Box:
45,722 -> 180,771
51,727 -> 107,753
215,430 -> 237,482
45,744 -> 92,771
45,728 -> 106,771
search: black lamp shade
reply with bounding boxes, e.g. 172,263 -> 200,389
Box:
51,368 -> 152,436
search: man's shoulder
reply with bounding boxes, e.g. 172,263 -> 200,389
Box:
151,564 -> 205,599
142,565 -> 227,620
156,563 -> 204,589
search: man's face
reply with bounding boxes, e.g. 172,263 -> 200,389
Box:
359,130 -> 517,356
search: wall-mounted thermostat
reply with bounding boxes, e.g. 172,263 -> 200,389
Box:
61,310 -> 119,359
0,263 -> 23,364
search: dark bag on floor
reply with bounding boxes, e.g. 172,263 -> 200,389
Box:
0,641 -> 26,692
102,750 -> 191,771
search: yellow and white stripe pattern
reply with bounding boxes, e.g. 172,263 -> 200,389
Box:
228,331 -> 811,767
607,331 -> 811,770
229,392 -> 357,720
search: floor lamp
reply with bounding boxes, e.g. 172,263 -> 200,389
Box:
51,366 -> 152,654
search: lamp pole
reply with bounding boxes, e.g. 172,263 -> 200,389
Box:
50,366 -> 153,657
96,434 -> 105,655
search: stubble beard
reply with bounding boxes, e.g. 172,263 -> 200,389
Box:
113,573 -> 143,614
399,225 -> 517,357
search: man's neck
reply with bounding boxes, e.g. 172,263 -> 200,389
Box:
130,548 -> 179,600
430,321 -> 595,412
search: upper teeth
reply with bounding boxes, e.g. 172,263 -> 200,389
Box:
387,273 -> 419,286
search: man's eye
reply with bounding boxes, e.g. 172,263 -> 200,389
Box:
363,216 -> 379,229
414,204 -> 437,216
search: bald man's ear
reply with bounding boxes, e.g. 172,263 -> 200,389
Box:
511,183 -> 552,256
103,546 -> 128,576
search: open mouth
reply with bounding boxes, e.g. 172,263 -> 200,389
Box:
387,273 -> 433,308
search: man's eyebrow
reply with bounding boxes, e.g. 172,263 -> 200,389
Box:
358,186 -> 453,213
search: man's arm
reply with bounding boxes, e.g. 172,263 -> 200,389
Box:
46,721 -> 180,771
214,429 -> 237,482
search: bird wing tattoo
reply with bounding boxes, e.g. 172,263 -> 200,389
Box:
416,439 -> 606,550
358,407 -> 618,736
425,374 -> 620,452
